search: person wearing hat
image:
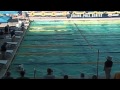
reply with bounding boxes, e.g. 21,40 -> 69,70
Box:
104,56 -> 113,79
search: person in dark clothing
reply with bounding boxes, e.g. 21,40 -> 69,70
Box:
92,75 -> 97,79
2,71 -> 14,79
104,56 -> 113,79
4,25 -> 9,34
16,71 -> 29,79
21,22 -> 24,31
10,30 -> 16,42
1,42 -> 7,59
64,75 -> 68,79
10,30 -> 15,37
0,29 -> 4,35
44,68 -> 55,79
80,73 -> 85,79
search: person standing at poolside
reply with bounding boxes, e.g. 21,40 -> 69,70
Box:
10,30 -> 16,42
104,56 -> 113,79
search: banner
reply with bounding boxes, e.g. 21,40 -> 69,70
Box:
70,13 -> 120,18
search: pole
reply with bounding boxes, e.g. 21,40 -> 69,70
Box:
97,49 -> 99,79
34,68 -> 36,79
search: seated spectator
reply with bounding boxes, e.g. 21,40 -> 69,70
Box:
1,42 -> 8,59
64,75 -> 68,79
104,56 -> 113,79
92,75 -> 97,79
16,71 -> 29,79
44,68 -> 55,79
80,73 -> 85,79
2,71 -> 13,79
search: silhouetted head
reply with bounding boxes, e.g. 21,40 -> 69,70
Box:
64,75 -> 68,79
81,73 -> 85,78
92,75 -> 97,79
47,68 -> 53,75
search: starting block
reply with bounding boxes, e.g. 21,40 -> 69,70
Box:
7,42 -> 18,45
7,42 -> 18,48
6,50 -> 13,54
15,31 -> 23,33
0,50 -> 13,55
6,36 -> 21,39
0,60 -> 8,65
0,60 -> 8,68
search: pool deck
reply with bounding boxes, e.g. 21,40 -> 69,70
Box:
0,19 -> 30,78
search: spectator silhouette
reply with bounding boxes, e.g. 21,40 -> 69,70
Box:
44,68 -> 55,79
10,30 -> 15,38
92,75 -> 97,79
104,56 -> 113,79
1,42 -> 7,59
16,71 -> 29,79
80,73 -> 85,79
2,71 -> 13,79
21,22 -> 24,31
10,30 -> 15,42
64,75 -> 68,79
17,64 -> 24,72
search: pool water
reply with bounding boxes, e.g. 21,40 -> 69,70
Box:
9,20 -> 120,78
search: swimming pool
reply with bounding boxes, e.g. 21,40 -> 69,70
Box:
9,20 -> 120,78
